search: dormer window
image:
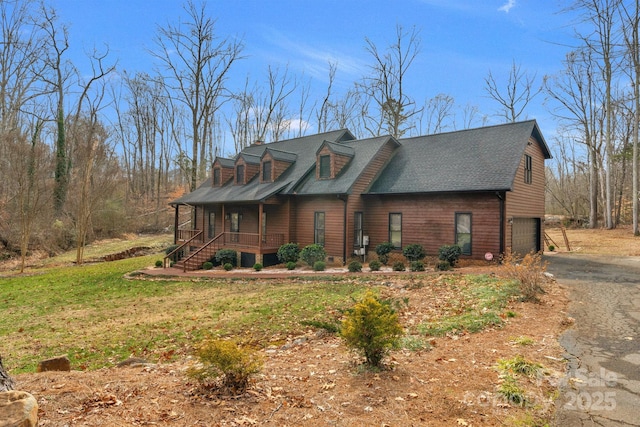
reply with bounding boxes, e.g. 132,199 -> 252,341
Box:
213,168 -> 221,186
262,160 -> 272,182
236,164 -> 245,185
319,155 -> 331,179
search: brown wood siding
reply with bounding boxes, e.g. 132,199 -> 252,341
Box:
264,203 -> 290,242
273,159 -> 293,181
260,152 -> 274,183
505,136 -> 546,252
212,161 -> 234,186
315,146 -> 352,179
203,204 -> 223,238
259,152 -> 292,183
345,139 -> 398,253
334,153 -> 351,176
362,192 -> 502,259
234,158 -> 259,184
316,146 -> 331,179
293,196 -> 345,261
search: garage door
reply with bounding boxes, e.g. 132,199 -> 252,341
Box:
511,218 -> 540,255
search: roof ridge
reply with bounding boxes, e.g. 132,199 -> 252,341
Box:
399,119 -> 536,141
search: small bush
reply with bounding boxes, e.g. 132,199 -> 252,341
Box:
435,260 -> 451,271
286,261 -> 297,270
409,260 -> 425,272
223,263 -> 233,271
375,242 -> 395,265
253,263 -> 263,271
215,249 -> 237,266
188,339 -> 262,394
341,291 -> 403,368
165,244 -> 179,255
300,244 -> 326,266
548,245 -> 555,251
501,251 -> 548,302
368,259 -> 381,271
313,260 -> 326,271
392,261 -> 405,271
497,375 -> 526,406
348,261 -> 362,272
497,354 -> 543,377
202,261 -> 213,270
438,244 -> 462,267
402,244 -> 425,262
155,260 -> 163,268
277,243 -> 300,264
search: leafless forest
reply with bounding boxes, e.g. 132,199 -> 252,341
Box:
1,0 -> 638,270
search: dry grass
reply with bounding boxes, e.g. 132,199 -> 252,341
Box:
545,225 -> 640,255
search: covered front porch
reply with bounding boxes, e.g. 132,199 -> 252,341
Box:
169,199 -> 290,270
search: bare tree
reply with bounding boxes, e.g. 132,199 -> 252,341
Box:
485,60 -> 542,123
358,24 -> 422,138
572,0 -> 623,229
546,49 -> 603,227
620,0 -> 640,234
36,4 -> 73,215
317,62 -> 337,133
228,66 -> 296,151
546,132 -> 590,219
151,0 -> 243,191
419,93 -> 454,134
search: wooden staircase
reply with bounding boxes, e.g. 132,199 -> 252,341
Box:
165,232 -> 224,272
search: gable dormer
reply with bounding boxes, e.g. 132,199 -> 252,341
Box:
315,141 -> 355,180
212,157 -> 235,187
234,153 -> 260,185
260,148 -> 297,183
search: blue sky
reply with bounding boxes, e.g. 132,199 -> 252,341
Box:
51,0 -> 579,146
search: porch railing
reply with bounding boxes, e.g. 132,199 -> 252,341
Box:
176,229 -> 202,243
167,229 -> 286,269
164,230 -> 203,268
223,232 -> 283,249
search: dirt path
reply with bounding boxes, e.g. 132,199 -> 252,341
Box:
545,253 -> 640,426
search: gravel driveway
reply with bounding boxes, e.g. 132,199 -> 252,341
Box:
545,253 -> 640,426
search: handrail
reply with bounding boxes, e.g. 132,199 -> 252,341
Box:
163,230 -> 203,268
180,232 -> 225,272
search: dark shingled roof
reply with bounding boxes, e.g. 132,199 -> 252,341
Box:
171,129 -> 355,205
316,140 -> 355,157
294,136 -> 396,195
171,121 -> 550,205
366,120 -> 550,194
215,158 -> 234,168
261,147 -> 297,163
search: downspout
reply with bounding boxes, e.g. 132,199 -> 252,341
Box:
496,192 -> 505,256
339,194 -> 348,265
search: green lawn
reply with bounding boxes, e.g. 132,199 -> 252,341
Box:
0,255 -> 366,373
1,243 -> 523,375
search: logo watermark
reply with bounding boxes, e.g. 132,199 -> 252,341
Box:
461,367 -> 617,413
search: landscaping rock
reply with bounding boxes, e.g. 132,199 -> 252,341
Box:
0,356 -> 14,392
36,355 -> 71,372
0,390 -> 38,427
117,357 -> 150,368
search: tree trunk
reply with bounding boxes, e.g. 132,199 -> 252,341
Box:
0,356 -> 15,392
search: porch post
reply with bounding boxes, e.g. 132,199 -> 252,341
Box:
221,204 -> 226,244
174,205 -> 179,244
258,203 -> 264,252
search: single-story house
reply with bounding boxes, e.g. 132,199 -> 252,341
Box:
168,120 -> 551,270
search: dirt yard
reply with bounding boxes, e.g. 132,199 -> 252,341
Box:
13,226 -> 638,426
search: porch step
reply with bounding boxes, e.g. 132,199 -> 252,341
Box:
173,251 -> 216,271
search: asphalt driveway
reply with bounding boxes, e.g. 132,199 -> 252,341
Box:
546,253 -> 640,426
